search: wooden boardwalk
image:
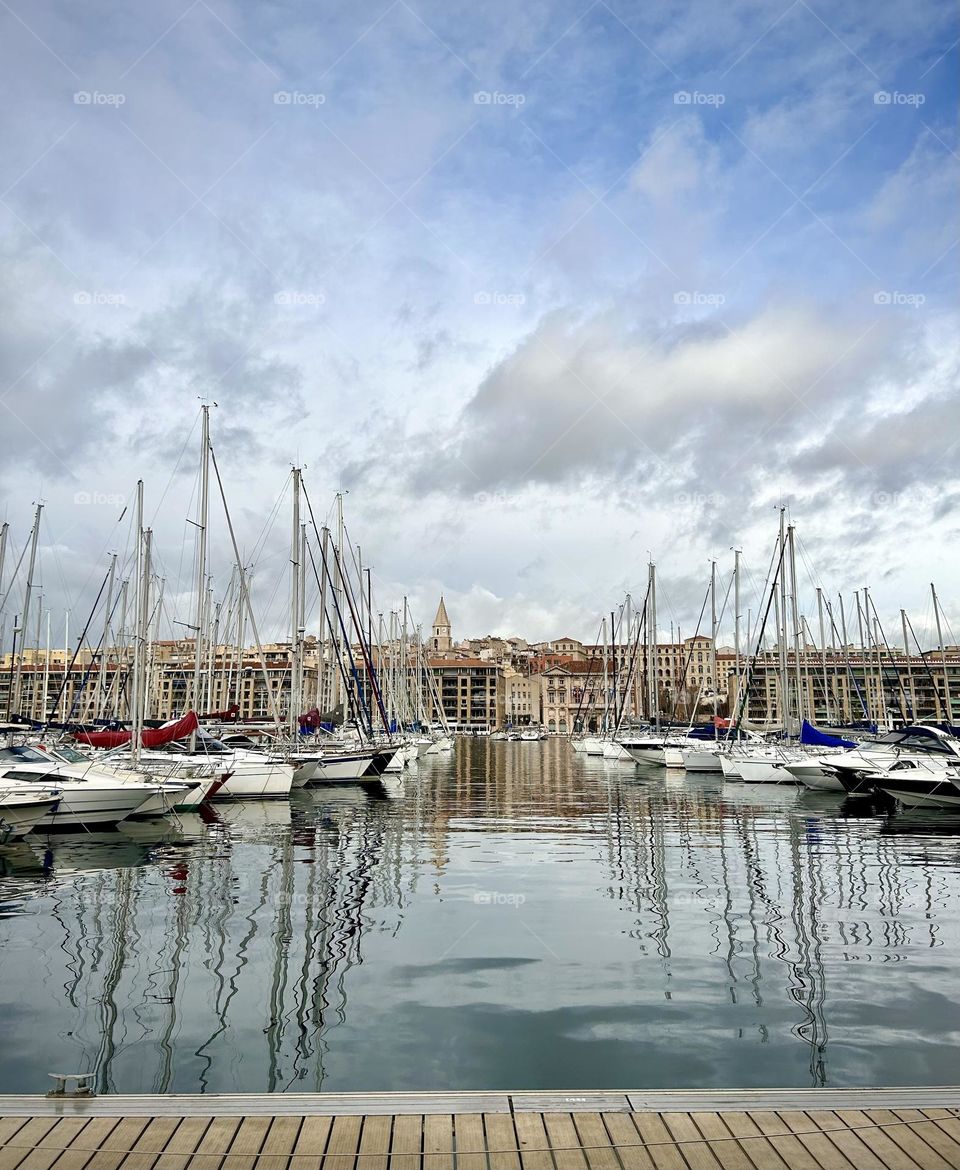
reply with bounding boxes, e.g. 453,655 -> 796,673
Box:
2,1090 -> 960,1169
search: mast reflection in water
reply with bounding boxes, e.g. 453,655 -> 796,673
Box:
1,739 -> 959,1093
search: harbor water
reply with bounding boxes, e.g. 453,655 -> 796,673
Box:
1,738 -> 959,1094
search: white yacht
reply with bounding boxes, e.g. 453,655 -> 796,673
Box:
0,745 -> 159,828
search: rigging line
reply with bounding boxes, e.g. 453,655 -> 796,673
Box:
148,411 -> 201,528
247,476 -> 291,570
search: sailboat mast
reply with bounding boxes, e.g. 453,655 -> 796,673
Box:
11,501 -> 42,716
816,587 -> 829,723
129,482 -> 144,731
901,609 -> 916,721
733,548 -> 741,720
649,562 -> 658,730
777,509 -> 788,729
191,406 -> 210,738
932,583 -> 953,724
710,559 -> 717,732
317,527 -> 330,713
95,553 -> 117,722
601,616 -> 609,733
289,467 -> 302,736
132,527 -> 152,762
42,611 -> 51,722
787,524 -> 803,726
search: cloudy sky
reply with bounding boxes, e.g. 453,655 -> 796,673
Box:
0,0 -> 956,648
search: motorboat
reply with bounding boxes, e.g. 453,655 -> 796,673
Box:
0,745 -> 160,828
0,787 -> 62,839
874,759 -> 960,808
43,743 -> 226,812
818,726 -> 960,799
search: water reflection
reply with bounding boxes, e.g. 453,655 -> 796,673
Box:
1,739 -> 959,1093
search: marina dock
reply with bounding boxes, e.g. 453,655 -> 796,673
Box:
2,1089 -> 960,1168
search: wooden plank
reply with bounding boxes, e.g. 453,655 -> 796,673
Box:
801,1110 -> 887,1170
0,1122 -> 30,1148
221,1116 -> 272,1170
357,1115 -> 392,1170
629,1113 -> 687,1170
862,1109 -> 953,1170
452,1114 -> 486,1170
484,1113 -> 520,1170
599,1113 -> 655,1170
321,1115 -> 362,1170
154,1116 -> 213,1170
10,1118 -> 90,1170
745,1111 -> 824,1170
260,1117 -> 303,1170
893,1111 -> 960,1168
660,1113 -> 723,1170
423,1115 -> 452,1170
114,1117 -> 183,1170
187,1117 -> 243,1170
389,1115 -> 422,1170
776,1110 -> 858,1170
832,1110 -> 924,1170
541,1113 -> 587,1170
0,1118 -> 68,1170
917,1111 -> 960,1163
514,1112 -> 552,1170
47,1116 -> 122,1170
289,1116 -> 333,1164
686,1113 -> 756,1170
717,1111 -> 790,1170
571,1112 -> 620,1170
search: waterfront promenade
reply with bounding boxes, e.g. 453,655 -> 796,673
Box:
2,1089 -> 960,1168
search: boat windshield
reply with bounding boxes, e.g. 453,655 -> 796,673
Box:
49,745 -> 89,763
872,728 -> 957,755
0,745 -> 50,763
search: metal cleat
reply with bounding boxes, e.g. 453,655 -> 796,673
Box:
46,1072 -> 96,1097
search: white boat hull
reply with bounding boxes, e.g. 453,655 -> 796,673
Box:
0,793 -> 61,838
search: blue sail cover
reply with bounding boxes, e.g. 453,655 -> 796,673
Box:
800,720 -> 856,749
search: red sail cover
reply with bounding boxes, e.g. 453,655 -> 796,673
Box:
76,711 -> 200,749
199,703 -> 240,721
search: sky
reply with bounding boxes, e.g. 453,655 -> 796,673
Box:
0,0 -> 957,648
